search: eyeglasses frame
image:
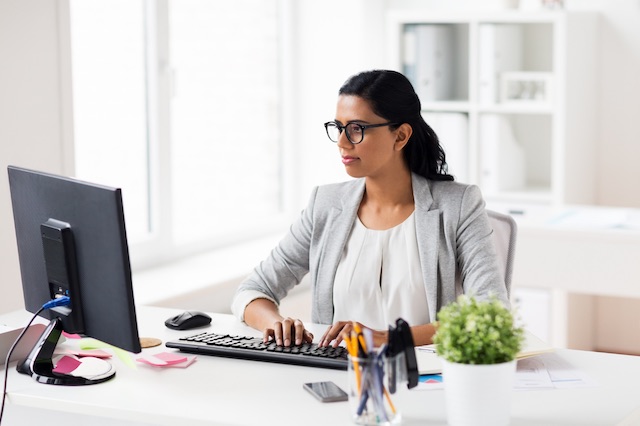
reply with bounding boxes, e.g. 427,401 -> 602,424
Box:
323,121 -> 399,144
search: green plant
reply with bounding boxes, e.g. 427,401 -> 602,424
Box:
433,295 -> 524,364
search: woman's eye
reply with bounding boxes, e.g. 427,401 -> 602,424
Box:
348,124 -> 363,134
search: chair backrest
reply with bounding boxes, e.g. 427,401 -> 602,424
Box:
486,209 -> 517,298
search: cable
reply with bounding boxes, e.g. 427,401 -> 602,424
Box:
0,296 -> 71,424
42,296 -> 71,310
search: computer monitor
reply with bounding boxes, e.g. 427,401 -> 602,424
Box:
7,165 -> 141,385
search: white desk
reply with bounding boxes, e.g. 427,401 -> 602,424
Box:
509,205 -> 640,298
2,306 -> 640,426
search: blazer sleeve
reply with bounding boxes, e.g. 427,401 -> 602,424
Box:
456,185 -> 510,308
230,187 -> 318,321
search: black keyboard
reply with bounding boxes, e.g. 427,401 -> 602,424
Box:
165,332 -> 349,370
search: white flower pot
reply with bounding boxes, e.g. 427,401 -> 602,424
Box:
441,358 -> 517,426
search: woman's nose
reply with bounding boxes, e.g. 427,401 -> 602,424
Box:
336,131 -> 352,149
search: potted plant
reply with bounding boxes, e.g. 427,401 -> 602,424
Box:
433,295 -> 524,426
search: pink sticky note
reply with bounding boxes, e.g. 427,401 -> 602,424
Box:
75,349 -> 112,358
136,352 -> 196,368
53,356 -> 82,374
62,331 -> 82,339
154,352 -> 189,363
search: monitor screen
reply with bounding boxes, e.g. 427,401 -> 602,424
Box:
7,166 -> 142,357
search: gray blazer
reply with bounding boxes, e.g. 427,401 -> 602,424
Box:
234,173 -> 509,325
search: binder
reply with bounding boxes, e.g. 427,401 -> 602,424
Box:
423,112 -> 469,183
478,24 -> 523,104
402,24 -> 418,87
479,114 -> 525,195
414,24 -> 454,102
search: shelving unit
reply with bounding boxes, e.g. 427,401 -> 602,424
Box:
387,10 -> 598,210
387,10 -> 601,349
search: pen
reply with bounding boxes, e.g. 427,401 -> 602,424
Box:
347,335 -> 364,395
352,322 -> 368,356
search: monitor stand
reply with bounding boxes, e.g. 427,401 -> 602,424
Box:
17,317 -> 115,386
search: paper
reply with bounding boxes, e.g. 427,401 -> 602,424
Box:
514,357 -> 554,390
416,374 -> 444,390
530,352 -> 598,389
53,355 -> 115,379
414,352 -> 598,392
415,330 -> 554,375
136,352 -> 197,368
414,345 -> 441,375
546,208 -> 640,230
80,338 -> 136,369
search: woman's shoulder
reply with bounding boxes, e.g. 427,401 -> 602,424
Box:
429,178 -> 479,194
413,174 -> 479,196
417,176 -> 484,209
314,178 -> 364,200
302,178 -> 365,214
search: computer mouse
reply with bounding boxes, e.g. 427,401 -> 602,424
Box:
165,311 -> 212,330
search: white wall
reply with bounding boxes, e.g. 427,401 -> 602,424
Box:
292,0 -> 388,204
0,0 -> 70,314
583,1 -> 640,207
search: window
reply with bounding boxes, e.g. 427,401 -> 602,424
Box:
69,0 -> 286,269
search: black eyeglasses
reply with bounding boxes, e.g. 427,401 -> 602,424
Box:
324,121 -> 398,144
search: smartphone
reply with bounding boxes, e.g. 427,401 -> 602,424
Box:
303,381 -> 348,402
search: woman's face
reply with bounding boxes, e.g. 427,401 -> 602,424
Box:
334,95 -> 407,179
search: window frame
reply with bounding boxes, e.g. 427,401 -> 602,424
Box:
61,0 -> 296,271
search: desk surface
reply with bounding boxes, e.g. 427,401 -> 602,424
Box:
490,203 -> 640,298
3,306 -> 640,426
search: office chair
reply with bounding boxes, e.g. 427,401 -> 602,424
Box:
486,209 -> 517,298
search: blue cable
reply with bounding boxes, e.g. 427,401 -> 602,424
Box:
42,296 -> 71,310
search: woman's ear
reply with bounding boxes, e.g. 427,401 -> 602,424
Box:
394,123 -> 413,151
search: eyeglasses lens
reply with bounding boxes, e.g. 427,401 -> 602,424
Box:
326,123 -> 341,142
346,123 -> 363,143
325,122 -> 365,144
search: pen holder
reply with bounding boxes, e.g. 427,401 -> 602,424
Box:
348,354 -> 402,425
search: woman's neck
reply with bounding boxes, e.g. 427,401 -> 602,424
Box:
363,168 -> 413,206
359,168 -> 414,230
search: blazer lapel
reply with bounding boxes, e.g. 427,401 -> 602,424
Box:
412,174 -> 441,319
315,179 -> 365,323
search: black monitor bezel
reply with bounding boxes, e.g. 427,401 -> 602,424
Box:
7,165 -> 141,354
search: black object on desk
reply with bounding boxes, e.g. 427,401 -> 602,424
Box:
165,311 -> 212,330
386,318 -> 418,390
166,332 -> 349,370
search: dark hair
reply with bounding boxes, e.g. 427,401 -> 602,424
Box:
338,69 -> 453,181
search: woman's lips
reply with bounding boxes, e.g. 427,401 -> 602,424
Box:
342,156 -> 359,165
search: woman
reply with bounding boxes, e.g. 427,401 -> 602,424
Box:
231,69 -> 508,348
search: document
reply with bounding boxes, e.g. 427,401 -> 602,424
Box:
414,351 -> 597,392
415,330 -> 554,375
524,352 -> 598,390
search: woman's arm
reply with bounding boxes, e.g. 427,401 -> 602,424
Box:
456,185 -> 510,307
318,321 -> 438,348
231,188 -> 319,322
243,298 -> 313,346
410,323 -> 438,346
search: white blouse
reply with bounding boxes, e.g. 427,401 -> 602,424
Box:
332,212 -> 430,330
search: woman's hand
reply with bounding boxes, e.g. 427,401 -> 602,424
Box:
263,317 -> 314,347
318,321 -> 388,348
244,299 -> 313,347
